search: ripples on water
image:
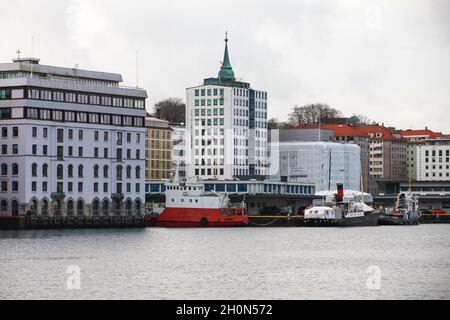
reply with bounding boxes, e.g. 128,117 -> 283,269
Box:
0,225 -> 449,300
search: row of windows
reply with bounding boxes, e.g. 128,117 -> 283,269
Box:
194,108 -> 225,116
425,150 -> 450,157
0,163 -> 19,176
30,163 -> 141,180
23,108 -> 144,127
194,99 -> 225,107
194,88 -> 224,97
1,144 -> 18,155
1,126 -> 19,138
30,181 -> 142,194
194,118 -> 225,127
424,157 -> 450,163
195,168 -> 225,176
146,129 -> 172,139
0,181 -> 19,193
146,140 -> 172,149
25,88 -> 145,109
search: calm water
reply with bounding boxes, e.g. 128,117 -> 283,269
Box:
0,225 -> 449,300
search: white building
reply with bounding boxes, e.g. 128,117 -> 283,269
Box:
0,57 -> 147,217
270,141 -> 361,192
186,35 -> 268,179
171,123 -> 187,179
417,138 -> 450,181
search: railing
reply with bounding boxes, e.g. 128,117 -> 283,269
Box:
3,73 -> 144,90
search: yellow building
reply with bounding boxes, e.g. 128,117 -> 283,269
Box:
145,116 -> 173,181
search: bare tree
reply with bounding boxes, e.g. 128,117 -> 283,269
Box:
152,98 -> 186,124
287,103 -> 343,126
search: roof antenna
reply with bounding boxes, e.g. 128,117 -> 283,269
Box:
16,49 -> 21,60
136,50 -> 139,89
31,36 -> 34,77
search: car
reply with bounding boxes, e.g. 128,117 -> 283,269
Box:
431,209 -> 447,215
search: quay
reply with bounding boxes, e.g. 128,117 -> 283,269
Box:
0,215 -> 146,230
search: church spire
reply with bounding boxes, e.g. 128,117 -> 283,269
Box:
218,32 -> 235,80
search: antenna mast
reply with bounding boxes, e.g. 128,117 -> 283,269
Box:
136,51 -> 139,89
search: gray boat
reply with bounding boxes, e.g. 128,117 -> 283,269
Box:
378,192 -> 421,225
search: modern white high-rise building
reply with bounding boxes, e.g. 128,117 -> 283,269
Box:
0,57 -> 147,217
171,123 -> 187,179
186,35 -> 268,180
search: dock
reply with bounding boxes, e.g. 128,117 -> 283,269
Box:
0,215 -> 146,230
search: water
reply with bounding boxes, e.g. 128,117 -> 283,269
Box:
0,225 -> 449,300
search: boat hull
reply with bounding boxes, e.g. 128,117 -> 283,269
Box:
302,210 -> 381,227
378,211 -> 421,225
146,207 -> 248,228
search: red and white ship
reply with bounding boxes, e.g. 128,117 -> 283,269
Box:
146,180 -> 248,228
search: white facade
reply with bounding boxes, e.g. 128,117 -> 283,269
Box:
0,58 -> 147,217
186,84 -> 267,180
270,142 -> 361,192
417,139 -> 450,181
171,124 -> 187,178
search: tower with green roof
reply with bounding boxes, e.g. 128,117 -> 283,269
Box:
186,33 -> 268,180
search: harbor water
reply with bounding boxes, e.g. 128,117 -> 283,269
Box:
0,225 -> 449,300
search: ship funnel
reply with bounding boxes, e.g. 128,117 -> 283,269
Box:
336,183 -> 344,203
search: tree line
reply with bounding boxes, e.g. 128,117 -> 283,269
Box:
150,98 -> 374,127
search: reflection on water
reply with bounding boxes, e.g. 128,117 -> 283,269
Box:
0,225 -> 449,300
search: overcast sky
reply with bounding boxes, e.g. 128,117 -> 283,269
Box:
1,0 -> 449,132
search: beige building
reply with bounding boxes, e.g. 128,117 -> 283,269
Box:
145,116 -> 173,181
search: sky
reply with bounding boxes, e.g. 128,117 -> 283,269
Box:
1,0 -> 449,132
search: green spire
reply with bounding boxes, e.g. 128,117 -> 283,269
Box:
218,32 -> 235,80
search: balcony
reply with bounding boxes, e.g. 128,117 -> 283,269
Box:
51,192 -> 66,201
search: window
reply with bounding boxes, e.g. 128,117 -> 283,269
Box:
32,181 -> 37,192
32,127 -> 37,138
94,147 -> 99,158
94,165 -> 99,178
78,182 -> 83,192
12,163 -> 18,176
136,166 -> 141,179
43,128 -> 48,138
1,127 -> 7,138
1,163 -> 7,175
94,131 -> 99,141
78,130 -> 83,141
103,165 -> 109,178
57,129 -> 64,143
57,164 -> 63,180
94,183 -> 99,193
104,148 -> 108,158
78,146 -> 83,157
116,165 -> 123,181
12,181 -> 18,192
78,165 -> 84,178
42,164 -> 48,177
32,144 -> 37,155
68,165 -> 73,178
12,144 -> 18,155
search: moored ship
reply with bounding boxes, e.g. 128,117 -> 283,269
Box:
302,184 -> 380,227
378,192 -> 421,225
146,180 -> 248,227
